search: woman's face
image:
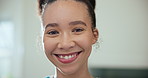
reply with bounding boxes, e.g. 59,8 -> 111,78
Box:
42,0 -> 98,75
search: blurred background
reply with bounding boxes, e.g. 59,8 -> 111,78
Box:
0,0 -> 148,78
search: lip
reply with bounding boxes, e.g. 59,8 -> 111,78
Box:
54,51 -> 82,64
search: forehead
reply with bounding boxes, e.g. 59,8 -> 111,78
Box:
42,0 -> 90,26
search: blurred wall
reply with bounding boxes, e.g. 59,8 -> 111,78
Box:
0,0 -> 148,78
89,0 -> 148,69
0,0 -> 24,78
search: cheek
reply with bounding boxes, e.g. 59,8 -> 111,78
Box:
43,37 -> 57,55
76,33 -> 94,51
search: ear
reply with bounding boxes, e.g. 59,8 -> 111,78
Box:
92,28 -> 99,44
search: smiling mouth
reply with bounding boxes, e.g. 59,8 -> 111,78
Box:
54,51 -> 82,63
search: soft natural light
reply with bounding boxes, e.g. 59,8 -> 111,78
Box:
0,21 -> 14,78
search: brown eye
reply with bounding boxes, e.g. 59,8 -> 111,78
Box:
72,28 -> 84,32
47,30 -> 59,35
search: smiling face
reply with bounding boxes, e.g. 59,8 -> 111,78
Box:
42,0 -> 98,76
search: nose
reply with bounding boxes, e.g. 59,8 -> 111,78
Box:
57,33 -> 75,50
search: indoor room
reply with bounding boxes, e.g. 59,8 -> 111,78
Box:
0,0 -> 148,78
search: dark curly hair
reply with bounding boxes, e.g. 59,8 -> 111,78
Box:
38,0 -> 96,28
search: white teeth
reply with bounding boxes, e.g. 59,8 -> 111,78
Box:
64,56 -> 69,59
59,54 -> 77,59
59,55 -> 63,58
71,55 -> 74,58
69,55 -> 72,58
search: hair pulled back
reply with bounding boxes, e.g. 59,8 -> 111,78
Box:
38,0 -> 96,28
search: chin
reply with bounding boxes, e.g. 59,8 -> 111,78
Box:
57,65 -> 80,75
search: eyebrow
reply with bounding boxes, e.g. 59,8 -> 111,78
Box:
45,21 -> 87,29
45,23 -> 59,29
69,21 -> 87,26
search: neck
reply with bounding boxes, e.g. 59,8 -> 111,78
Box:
56,62 -> 93,78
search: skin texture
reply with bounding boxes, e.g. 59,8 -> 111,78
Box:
42,0 -> 98,78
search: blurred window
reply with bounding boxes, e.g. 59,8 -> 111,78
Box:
0,21 -> 14,78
